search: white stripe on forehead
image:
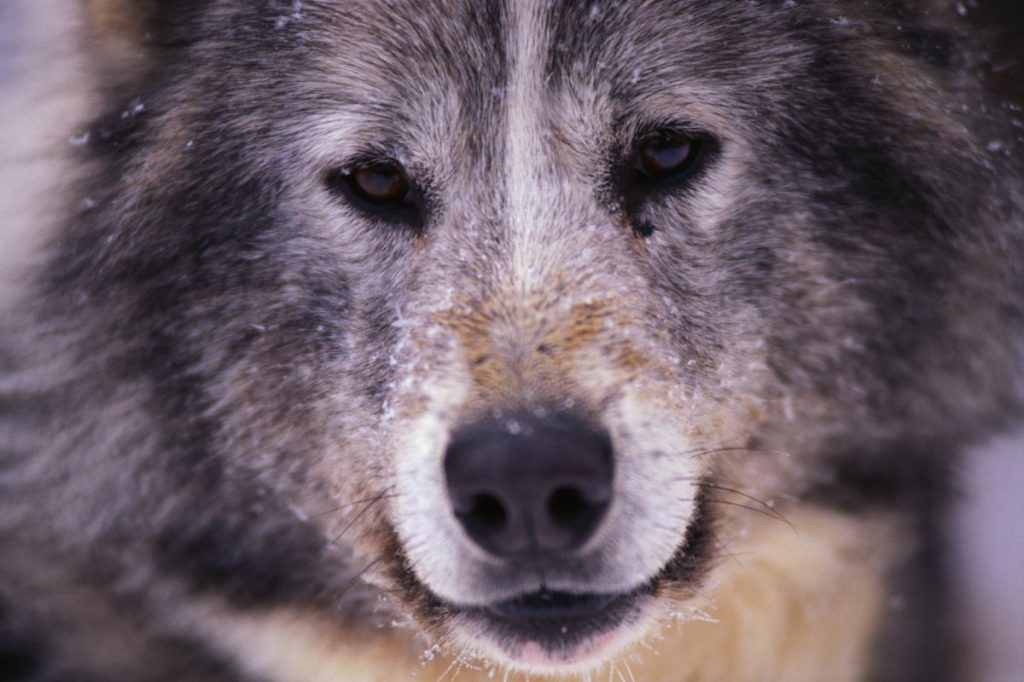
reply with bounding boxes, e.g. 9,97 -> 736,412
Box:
506,0 -> 554,293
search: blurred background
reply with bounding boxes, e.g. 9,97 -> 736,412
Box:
921,5 -> 1024,682
0,2 -> 1021,681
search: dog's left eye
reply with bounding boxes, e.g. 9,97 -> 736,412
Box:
633,130 -> 698,180
349,162 -> 410,204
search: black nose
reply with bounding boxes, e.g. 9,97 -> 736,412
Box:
444,415 -> 614,559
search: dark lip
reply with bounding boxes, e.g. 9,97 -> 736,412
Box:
452,583 -> 657,653
487,589 -> 626,621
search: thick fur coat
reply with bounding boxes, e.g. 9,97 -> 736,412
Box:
0,1 -> 1021,680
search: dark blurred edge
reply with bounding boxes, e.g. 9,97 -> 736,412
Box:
971,1 -> 1024,105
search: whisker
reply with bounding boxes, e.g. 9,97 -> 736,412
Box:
687,445 -> 791,460
704,498 -> 798,532
696,482 -> 789,524
321,487 -> 394,553
710,534 -> 744,568
311,488 -> 398,519
336,552 -> 389,602
435,654 -> 461,682
638,639 -> 659,655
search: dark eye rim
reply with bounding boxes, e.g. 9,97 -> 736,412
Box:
616,125 -> 719,235
324,157 -> 426,230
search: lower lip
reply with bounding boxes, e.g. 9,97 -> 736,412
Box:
459,589 -> 651,668
515,629 -> 622,667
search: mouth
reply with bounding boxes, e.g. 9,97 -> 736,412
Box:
488,590 -> 626,620
451,584 -> 657,668
389,489 -> 715,670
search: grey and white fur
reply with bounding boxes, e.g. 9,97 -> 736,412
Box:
0,1 -> 1021,680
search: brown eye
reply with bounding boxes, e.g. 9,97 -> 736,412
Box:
350,162 -> 409,204
635,131 -> 697,178
325,158 -> 424,229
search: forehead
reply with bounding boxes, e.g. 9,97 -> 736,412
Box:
288,0 -> 807,122
293,2 -> 505,116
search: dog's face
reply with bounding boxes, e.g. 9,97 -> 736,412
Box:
70,0 -> 1005,674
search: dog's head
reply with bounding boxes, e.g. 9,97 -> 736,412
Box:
63,0 -> 1021,674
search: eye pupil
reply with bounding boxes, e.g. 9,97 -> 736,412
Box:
352,163 -> 408,203
636,133 -> 695,177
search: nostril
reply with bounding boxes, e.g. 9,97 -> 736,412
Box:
547,486 -> 591,526
462,492 -> 508,530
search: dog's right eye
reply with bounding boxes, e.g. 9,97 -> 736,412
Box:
324,160 -> 423,229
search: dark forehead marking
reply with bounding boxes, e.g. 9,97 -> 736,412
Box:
545,0 -> 631,90
305,0 -> 511,165
197,2 -> 510,125
544,1 -> 758,87
346,0 -> 508,98
453,0 -> 510,162
539,0 -> 828,116
545,0 -> 962,89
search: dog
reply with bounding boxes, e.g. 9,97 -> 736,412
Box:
1,1 -> 1021,680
